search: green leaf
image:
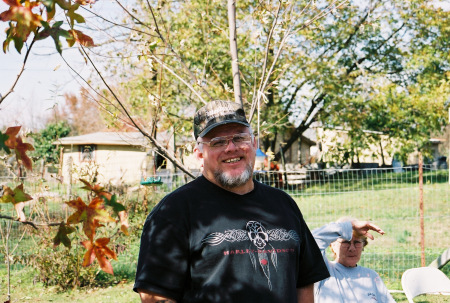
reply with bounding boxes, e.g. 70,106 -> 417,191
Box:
0,132 -> 11,154
53,223 -> 76,248
103,194 -> 126,213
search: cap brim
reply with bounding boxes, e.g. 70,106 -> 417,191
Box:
198,120 -> 250,138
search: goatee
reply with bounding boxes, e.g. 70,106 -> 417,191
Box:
214,164 -> 253,189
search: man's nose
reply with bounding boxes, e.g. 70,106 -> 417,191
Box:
224,138 -> 238,151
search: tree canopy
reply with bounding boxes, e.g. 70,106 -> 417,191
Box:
1,0 -> 449,168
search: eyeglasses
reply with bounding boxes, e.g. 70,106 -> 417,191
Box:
337,240 -> 365,249
198,133 -> 253,148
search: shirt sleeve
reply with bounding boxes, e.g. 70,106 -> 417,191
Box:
296,218 -> 331,288
312,221 -> 353,252
133,205 -> 189,301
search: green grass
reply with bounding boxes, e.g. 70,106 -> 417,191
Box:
0,266 -> 140,303
1,266 -> 449,303
1,169 -> 449,301
294,181 -> 449,287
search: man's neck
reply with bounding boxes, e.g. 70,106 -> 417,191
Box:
203,174 -> 254,195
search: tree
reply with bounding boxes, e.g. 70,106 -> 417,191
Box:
29,120 -> 71,163
53,88 -> 106,135
92,0 -> 448,164
1,0 -> 448,170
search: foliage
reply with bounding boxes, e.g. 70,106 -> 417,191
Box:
29,121 -> 71,163
0,126 -> 34,170
89,0 -> 449,166
0,125 -> 129,276
32,241 -> 99,291
1,0 -> 447,173
0,0 -> 94,54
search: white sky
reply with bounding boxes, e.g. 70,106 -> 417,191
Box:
0,0 -> 120,130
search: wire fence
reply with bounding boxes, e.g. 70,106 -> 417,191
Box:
0,165 -> 449,290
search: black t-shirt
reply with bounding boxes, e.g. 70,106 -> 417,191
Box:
134,176 -> 329,302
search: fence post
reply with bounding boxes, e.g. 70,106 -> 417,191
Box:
419,152 -> 425,267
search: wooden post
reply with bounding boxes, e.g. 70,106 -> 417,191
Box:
419,152 -> 425,267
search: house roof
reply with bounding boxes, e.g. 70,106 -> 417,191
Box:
53,132 -> 148,147
53,131 -> 194,147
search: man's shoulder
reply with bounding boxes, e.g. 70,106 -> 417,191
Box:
162,176 -> 205,199
254,180 -> 293,198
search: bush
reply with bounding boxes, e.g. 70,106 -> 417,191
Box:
31,244 -> 99,291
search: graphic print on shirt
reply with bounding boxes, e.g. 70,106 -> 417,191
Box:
202,220 -> 300,290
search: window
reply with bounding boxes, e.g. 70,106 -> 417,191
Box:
80,145 -> 96,162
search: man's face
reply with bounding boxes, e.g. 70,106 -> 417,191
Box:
195,123 -> 256,192
331,236 -> 365,268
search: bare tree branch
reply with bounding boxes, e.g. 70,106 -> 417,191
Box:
79,46 -> 196,178
0,35 -> 38,105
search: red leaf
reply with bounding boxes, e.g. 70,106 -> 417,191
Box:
4,126 -> 20,148
66,197 -> 115,240
81,240 -> 95,266
15,136 -> 34,170
79,179 -> 111,200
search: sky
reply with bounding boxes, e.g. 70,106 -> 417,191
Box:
0,0 -> 120,130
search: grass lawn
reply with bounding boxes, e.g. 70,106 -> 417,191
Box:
1,170 -> 448,302
2,266 -> 449,303
1,267 -> 140,303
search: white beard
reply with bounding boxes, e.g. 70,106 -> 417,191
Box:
214,164 -> 253,189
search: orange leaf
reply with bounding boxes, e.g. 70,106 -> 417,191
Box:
67,29 -> 94,47
81,240 -> 95,266
0,0 -> 42,41
66,197 -> 115,240
74,0 -> 96,4
81,238 -> 117,274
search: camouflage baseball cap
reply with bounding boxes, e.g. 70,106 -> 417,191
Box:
193,100 -> 250,139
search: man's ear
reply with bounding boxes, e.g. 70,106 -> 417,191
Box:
194,144 -> 203,160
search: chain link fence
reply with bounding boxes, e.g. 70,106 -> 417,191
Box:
1,166 -> 449,290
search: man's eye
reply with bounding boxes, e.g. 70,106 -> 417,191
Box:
211,139 -> 227,147
233,135 -> 245,142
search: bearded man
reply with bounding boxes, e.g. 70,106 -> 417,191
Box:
134,100 -> 329,303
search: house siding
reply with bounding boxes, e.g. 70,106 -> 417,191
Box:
61,144 -> 147,185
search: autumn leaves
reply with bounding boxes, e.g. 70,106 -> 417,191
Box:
0,126 -> 129,275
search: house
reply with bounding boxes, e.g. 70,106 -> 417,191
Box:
258,127 -> 318,169
53,131 -> 200,185
315,127 -> 392,167
315,127 -> 447,168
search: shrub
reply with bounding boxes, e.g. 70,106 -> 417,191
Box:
31,243 -> 99,291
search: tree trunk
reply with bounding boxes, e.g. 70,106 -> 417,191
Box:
227,0 -> 243,107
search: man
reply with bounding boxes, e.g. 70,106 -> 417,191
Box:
312,218 -> 396,302
134,100 -> 330,302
